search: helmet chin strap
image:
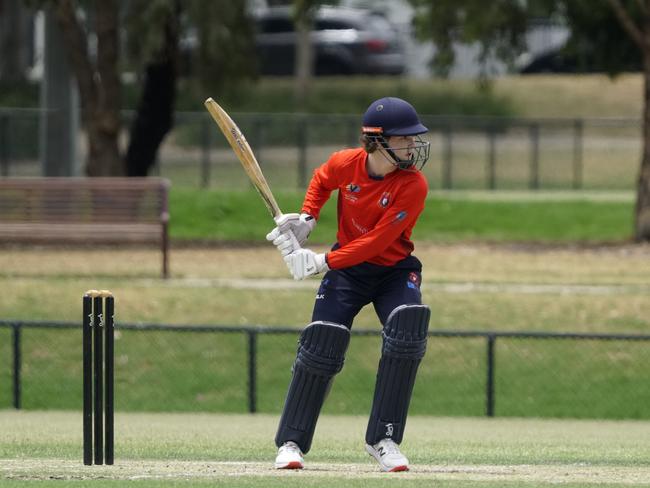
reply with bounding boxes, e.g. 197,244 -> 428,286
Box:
379,139 -> 415,170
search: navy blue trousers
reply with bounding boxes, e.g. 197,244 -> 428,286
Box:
312,255 -> 423,328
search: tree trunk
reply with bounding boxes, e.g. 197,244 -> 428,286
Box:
86,115 -> 123,176
0,0 -> 30,82
53,0 -> 123,176
125,1 -> 178,177
636,54 -> 650,241
125,62 -> 175,176
92,0 -> 122,176
294,16 -> 312,109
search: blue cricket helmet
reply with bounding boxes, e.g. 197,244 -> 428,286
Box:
362,97 -> 428,136
361,97 -> 430,171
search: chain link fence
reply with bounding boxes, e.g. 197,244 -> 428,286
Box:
1,321 -> 649,419
0,108 -> 642,191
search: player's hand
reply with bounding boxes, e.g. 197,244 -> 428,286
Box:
284,248 -> 329,280
266,213 -> 316,247
268,230 -> 300,258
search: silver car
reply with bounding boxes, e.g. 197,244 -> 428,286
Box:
255,6 -> 405,76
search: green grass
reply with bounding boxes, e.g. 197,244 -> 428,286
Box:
0,77 -> 516,116
1,412 -> 650,487
0,186 -> 647,419
0,241 -> 648,419
169,189 -> 635,242
3,324 -> 648,418
205,76 -> 517,116
4,74 -> 644,118
3,75 -> 644,191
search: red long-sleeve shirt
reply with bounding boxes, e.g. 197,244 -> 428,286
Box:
302,147 -> 428,269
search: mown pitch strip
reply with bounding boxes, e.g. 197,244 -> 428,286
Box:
3,459 -> 650,484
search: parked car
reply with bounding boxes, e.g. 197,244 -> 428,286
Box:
518,44 -> 645,74
254,5 -> 406,76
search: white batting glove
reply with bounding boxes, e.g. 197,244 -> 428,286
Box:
269,231 -> 300,257
284,248 -> 329,280
266,213 -> 316,247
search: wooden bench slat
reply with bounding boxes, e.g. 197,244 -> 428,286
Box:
0,222 -> 161,237
0,177 -> 171,277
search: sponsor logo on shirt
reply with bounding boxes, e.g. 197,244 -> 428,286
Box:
346,183 -> 361,193
378,192 -> 391,208
351,218 -> 369,234
344,184 -> 360,203
392,210 -> 408,224
344,193 -> 358,203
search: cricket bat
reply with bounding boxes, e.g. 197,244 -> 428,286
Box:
204,97 -> 282,219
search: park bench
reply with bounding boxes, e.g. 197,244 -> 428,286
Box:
0,177 -> 171,278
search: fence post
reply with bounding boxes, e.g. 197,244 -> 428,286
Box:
13,322 -> 22,409
247,330 -> 257,413
572,119 -> 583,190
529,123 -> 540,190
486,334 -> 495,417
486,128 -> 497,190
200,117 -> 211,188
0,113 -> 8,177
297,116 -> 308,189
442,125 -> 453,189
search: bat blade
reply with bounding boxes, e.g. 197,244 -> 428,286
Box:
204,97 -> 281,219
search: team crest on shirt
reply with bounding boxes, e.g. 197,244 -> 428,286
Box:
407,272 -> 421,289
378,192 -> 391,208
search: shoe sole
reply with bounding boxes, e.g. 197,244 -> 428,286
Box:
275,461 -> 303,469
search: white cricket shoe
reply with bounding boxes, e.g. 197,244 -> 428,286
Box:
366,438 -> 409,472
274,441 -> 304,469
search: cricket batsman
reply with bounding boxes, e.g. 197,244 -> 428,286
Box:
267,97 -> 432,472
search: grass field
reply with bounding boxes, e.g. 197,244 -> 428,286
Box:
158,116 -> 642,191
1,411 -> 650,487
1,181 -> 649,484
167,189 -> 637,243
3,74 -> 644,116
1,240 -> 648,418
3,75 -> 647,191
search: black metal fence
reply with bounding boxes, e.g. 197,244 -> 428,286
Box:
1,320 -> 649,419
0,108 -> 642,191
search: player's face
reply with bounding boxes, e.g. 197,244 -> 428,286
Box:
386,135 -> 416,162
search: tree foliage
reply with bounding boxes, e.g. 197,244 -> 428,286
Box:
30,0 -> 257,176
184,1 -> 257,94
410,0 -> 644,76
553,0 -> 642,75
410,0 -> 650,241
409,0 -> 529,77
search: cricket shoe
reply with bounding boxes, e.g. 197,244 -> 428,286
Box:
274,441 -> 304,469
366,438 -> 409,472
